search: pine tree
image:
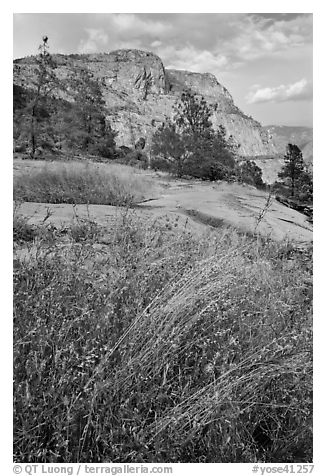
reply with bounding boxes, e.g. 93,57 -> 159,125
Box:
151,90 -> 237,179
64,67 -> 116,157
174,90 -> 213,137
28,36 -> 58,158
278,144 -> 305,197
151,121 -> 188,177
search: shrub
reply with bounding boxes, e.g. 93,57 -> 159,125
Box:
89,135 -> 117,160
124,150 -> 148,169
13,214 -> 36,243
117,146 -> 132,158
237,160 -> 265,188
184,133 -> 237,181
68,217 -> 101,243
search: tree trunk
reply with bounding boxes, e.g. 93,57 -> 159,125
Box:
30,85 -> 42,159
30,105 -> 36,159
291,175 -> 295,197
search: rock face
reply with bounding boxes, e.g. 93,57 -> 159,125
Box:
101,49 -> 166,95
14,48 -> 278,158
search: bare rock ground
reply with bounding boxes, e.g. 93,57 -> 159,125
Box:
15,170 -> 312,245
138,179 -> 312,243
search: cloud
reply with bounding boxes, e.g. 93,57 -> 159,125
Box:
71,13 -> 312,77
151,40 -> 162,48
160,45 -> 228,73
246,79 -> 313,104
110,14 -> 171,36
78,28 -> 109,54
77,14 -> 172,55
145,14 -> 312,67
219,14 -> 312,63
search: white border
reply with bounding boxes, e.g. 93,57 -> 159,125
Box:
3,3 -> 324,474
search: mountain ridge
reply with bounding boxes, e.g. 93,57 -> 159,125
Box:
13,48 -> 276,158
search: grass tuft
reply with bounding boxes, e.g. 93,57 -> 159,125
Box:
13,214 -> 312,463
13,161 -> 153,206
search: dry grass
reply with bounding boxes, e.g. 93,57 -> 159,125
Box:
13,160 -> 154,206
13,213 -> 312,463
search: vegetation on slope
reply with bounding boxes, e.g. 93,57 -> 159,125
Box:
14,213 -> 312,463
273,144 -> 313,220
13,161 -> 152,206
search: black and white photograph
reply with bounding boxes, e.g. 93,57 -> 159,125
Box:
11,7 -> 314,470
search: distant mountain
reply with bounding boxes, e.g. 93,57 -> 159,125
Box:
263,125 -> 313,163
252,125 -> 313,184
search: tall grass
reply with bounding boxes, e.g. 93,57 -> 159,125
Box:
13,161 -> 153,206
13,214 -> 312,463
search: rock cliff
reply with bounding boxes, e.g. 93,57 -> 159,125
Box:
14,48 -> 278,158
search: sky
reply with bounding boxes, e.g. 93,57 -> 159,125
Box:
13,12 -> 313,127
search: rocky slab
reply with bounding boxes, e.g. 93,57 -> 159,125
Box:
16,177 -> 312,245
